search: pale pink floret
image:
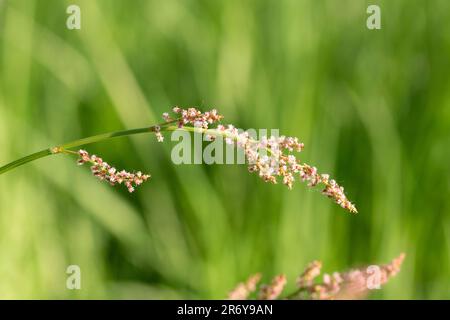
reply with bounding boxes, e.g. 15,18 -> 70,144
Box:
154,125 -> 164,142
162,112 -> 171,122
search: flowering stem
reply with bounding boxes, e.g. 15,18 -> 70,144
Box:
0,121 -> 266,176
0,106 -> 357,213
0,149 -> 53,175
0,121 -> 178,176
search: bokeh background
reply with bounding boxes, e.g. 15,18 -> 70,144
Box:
0,0 -> 449,299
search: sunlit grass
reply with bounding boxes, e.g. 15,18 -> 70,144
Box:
0,0 -> 449,299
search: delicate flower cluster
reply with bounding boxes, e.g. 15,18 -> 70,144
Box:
161,107 -> 357,213
157,106 -> 224,143
227,273 -> 287,300
77,150 -> 150,193
170,106 -> 223,129
296,253 -> 406,300
154,125 -> 164,142
228,273 -> 262,300
296,260 -> 322,288
214,122 -> 357,213
300,164 -> 358,213
258,275 -> 287,300
73,106 -> 354,212
227,254 -> 405,300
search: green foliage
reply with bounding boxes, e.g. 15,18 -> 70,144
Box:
0,0 -> 449,299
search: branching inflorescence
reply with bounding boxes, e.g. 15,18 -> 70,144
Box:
155,107 -> 357,213
0,106 -> 357,213
228,253 -> 406,300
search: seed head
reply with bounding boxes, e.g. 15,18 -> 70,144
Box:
76,149 -> 150,192
163,107 -> 357,213
258,275 -> 287,300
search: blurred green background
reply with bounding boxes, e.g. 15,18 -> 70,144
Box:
0,0 -> 449,299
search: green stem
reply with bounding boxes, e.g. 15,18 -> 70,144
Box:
0,121 -> 260,176
0,149 -> 53,175
0,120 -> 178,176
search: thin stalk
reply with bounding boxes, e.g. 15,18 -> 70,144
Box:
0,149 -> 53,175
0,120 -> 177,176
0,121 -> 260,176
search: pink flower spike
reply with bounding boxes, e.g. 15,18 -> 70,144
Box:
76,149 -> 150,193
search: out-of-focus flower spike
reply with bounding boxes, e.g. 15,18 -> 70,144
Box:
228,273 -> 262,300
258,275 -> 287,300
